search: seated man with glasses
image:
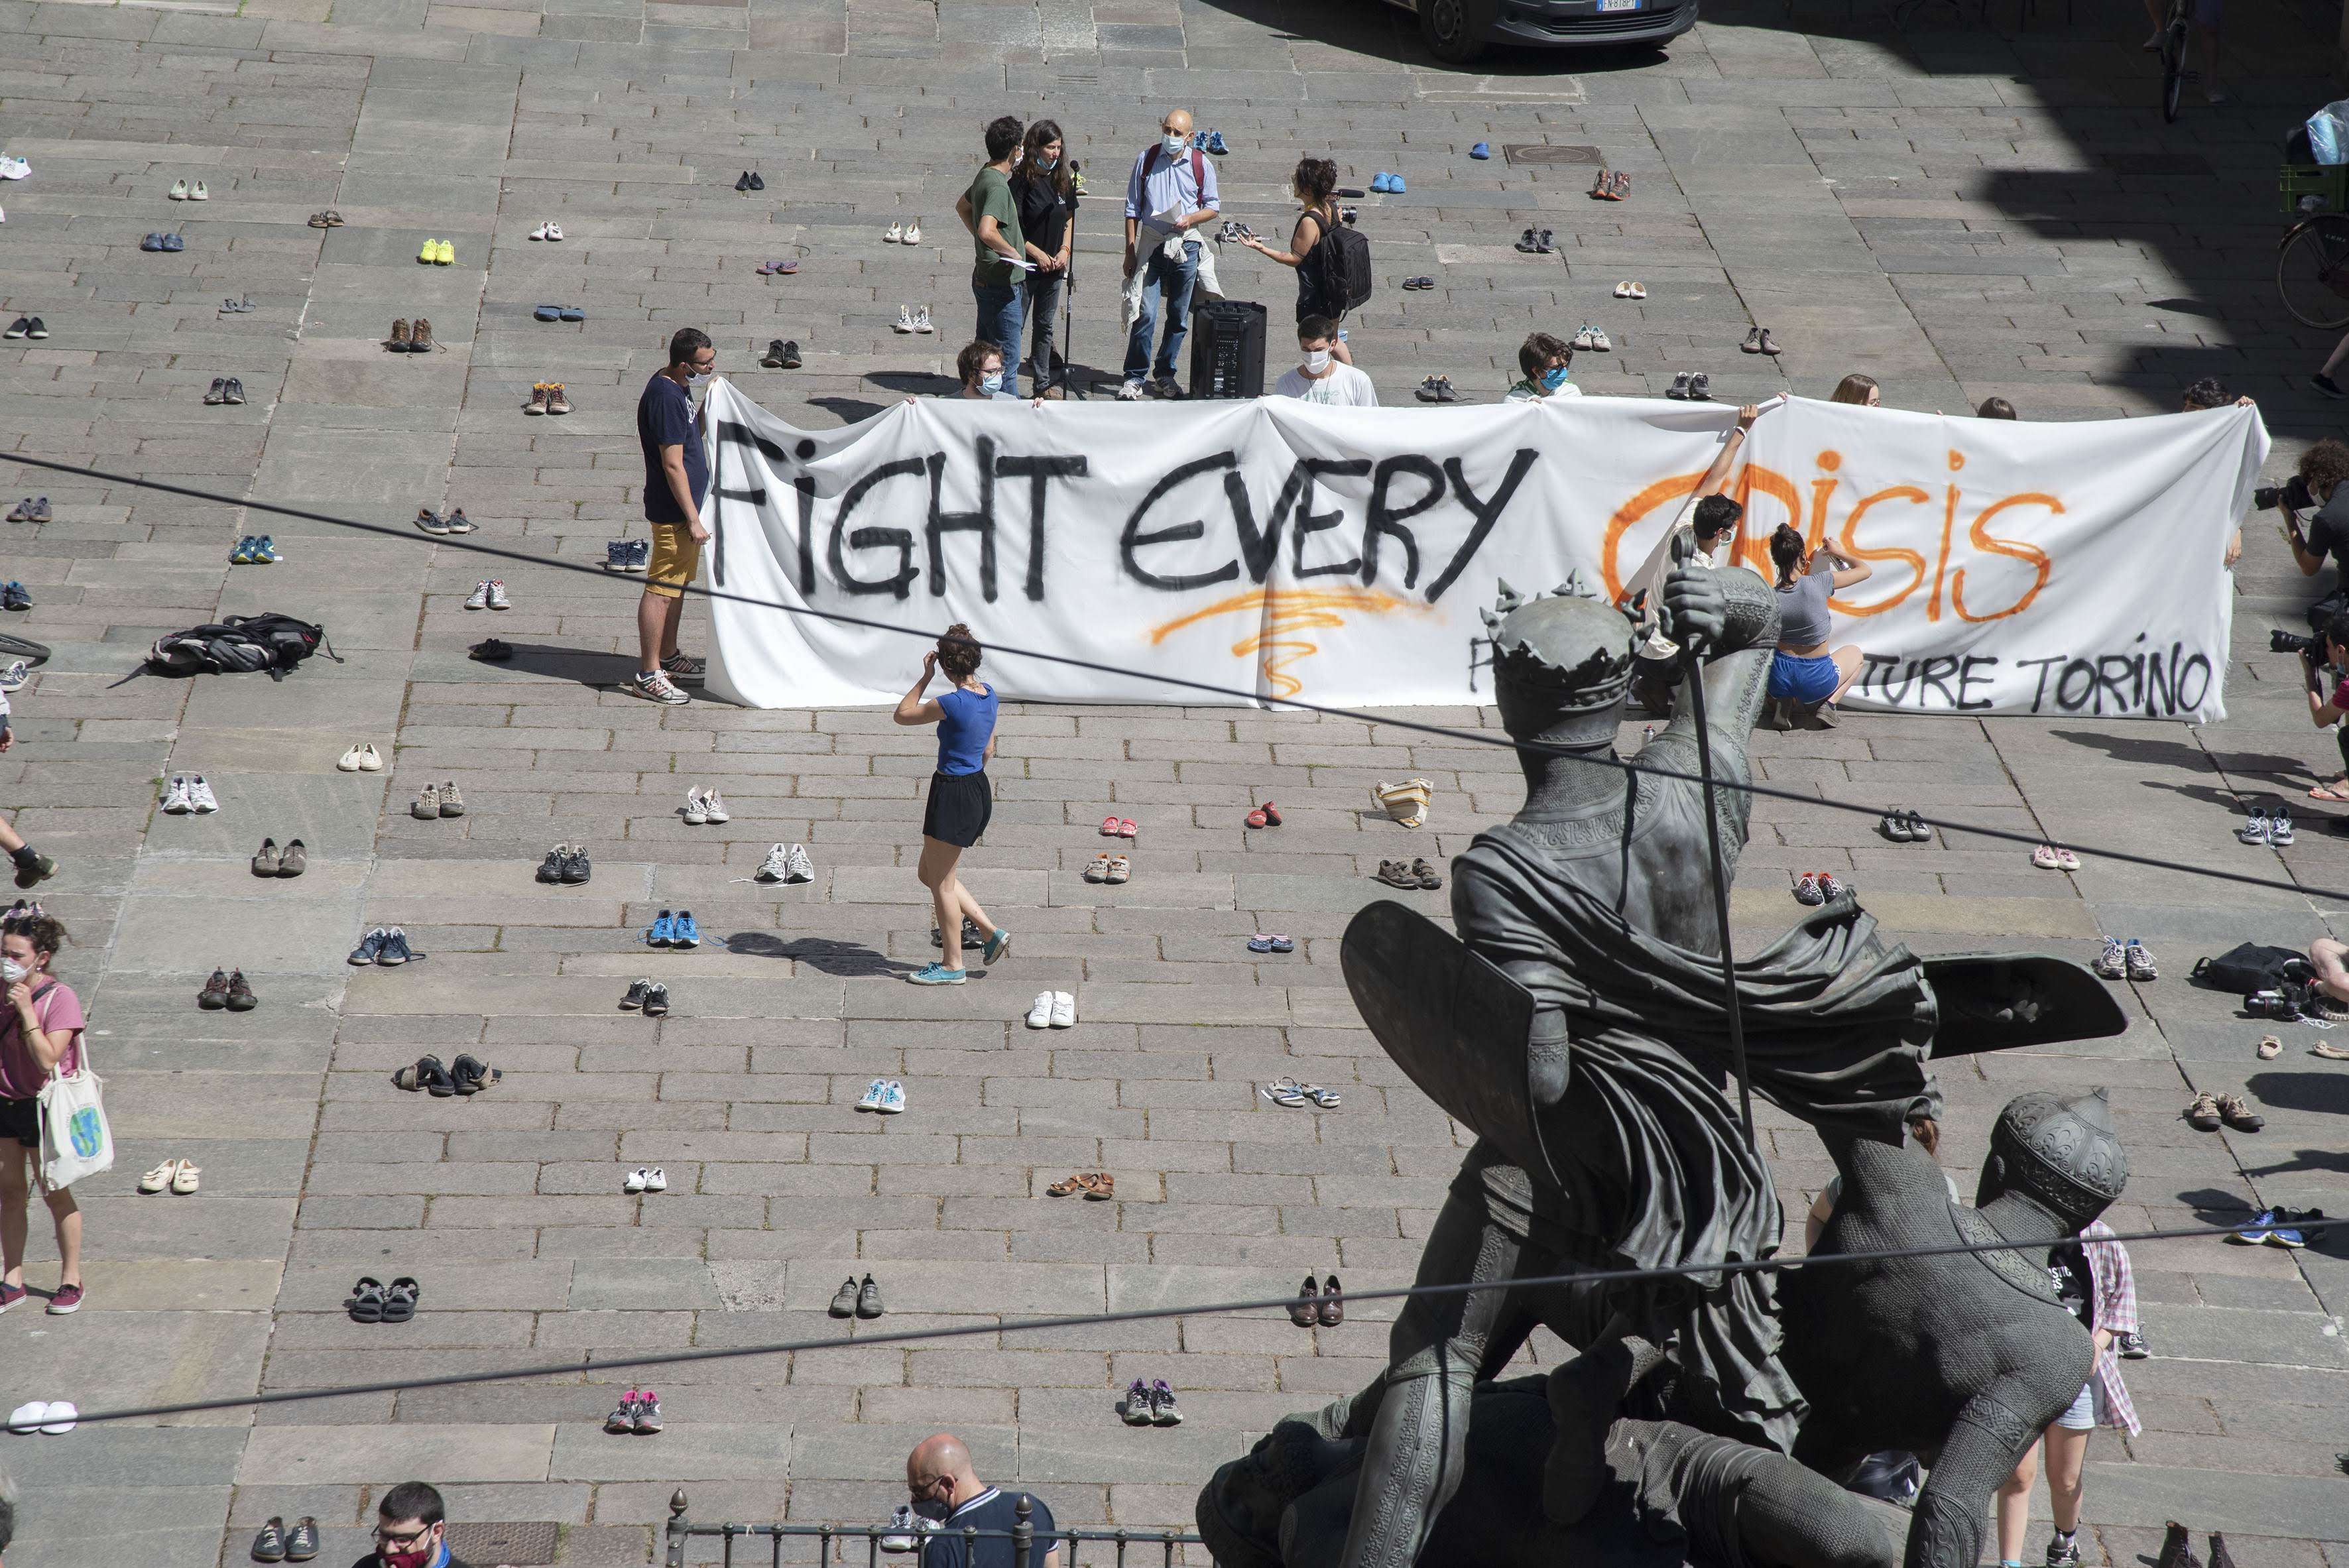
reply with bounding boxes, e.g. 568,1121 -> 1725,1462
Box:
357,1482 -> 512,1568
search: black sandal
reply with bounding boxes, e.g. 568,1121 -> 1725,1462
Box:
381,1276 -> 420,1323
469,638 -> 512,662
392,1055 -> 457,1095
450,1054 -> 500,1095
345,1276 -> 386,1323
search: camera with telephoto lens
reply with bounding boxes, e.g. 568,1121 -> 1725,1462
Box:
2255,475 -> 2315,512
2246,988 -> 2303,1021
2274,629 -> 2323,655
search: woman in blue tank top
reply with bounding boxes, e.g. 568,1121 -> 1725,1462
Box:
893,624 -> 1008,984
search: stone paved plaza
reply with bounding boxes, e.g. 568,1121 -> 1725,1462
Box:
4,0 -> 2349,1561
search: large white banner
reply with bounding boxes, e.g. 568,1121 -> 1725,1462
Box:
699,381 -> 2266,721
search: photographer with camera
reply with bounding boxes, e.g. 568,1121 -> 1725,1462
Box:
2291,607 -> 2349,808
2273,440 -> 2349,628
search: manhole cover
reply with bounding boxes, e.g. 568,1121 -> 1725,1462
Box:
1502,144 -> 1602,166
445,1522 -> 558,1565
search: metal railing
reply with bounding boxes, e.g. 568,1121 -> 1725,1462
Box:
664,1489 -> 1209,1568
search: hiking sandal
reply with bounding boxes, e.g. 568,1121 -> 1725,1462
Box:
1047,1173 -> 1092,1197
1106,855 -> 1131,885
1083,1171 -> 1114,1199
1260,1077 -> 1307,1107
1083,853 -> 1111,883
1300,1085 -> 1342,1109
381,1277 -> 420,1323
345,1276 -> 387,1322
1410,857 -> 1444,890
450,1054 -> 499,1094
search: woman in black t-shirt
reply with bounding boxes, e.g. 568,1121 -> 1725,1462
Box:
1009,120 -> 1075,398
1241,155 -> 1352,365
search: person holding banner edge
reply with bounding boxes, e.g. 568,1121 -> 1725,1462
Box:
1766,524 -> 1873,730
895,627 -> 1010,985
1628,402 -> 1762,716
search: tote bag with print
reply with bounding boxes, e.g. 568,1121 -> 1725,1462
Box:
32,988 -> 109,1189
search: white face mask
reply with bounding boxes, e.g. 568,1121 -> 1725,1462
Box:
1302,348 -> 1332,373
686,369 -> 712,387
2,959 -> 27,985
1162,131 -> 1187,156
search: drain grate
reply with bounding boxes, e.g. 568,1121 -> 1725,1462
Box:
1502,143 -> 1602,166
444,1522 -> 559,1565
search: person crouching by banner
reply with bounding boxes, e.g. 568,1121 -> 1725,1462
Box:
896,627 -> 1010,986
1628,403 -> 1762,715
1766,523 -> 1872,730
0,913 -> 86,1317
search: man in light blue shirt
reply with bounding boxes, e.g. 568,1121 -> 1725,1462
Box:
1120,106 -> 1219,400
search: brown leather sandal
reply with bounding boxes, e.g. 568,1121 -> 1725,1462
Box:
1082,1172 -> 1114,1200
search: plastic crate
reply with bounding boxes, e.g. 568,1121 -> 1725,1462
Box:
2283,163 -> 2349,218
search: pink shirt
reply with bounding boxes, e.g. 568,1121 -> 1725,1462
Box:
0,979 -> 84,1101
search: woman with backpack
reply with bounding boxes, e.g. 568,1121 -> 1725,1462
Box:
1242,156 -> 1357,365
0,912 -> 88,1315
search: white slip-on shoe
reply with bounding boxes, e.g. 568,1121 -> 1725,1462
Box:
546,222 -> 563,241
337,743 -> 367,772
645,1168 -> 668,1192
904,219 -> 922,245
1026,992 -> 1055,1029
360,742 -> 384,772
1050,991 -> 1077,1028
7,1402 -> 46,1433
191,181 -> 208,200
39,1402 -> 75,1434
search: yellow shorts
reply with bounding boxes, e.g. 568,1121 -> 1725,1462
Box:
645,523 -> 701,600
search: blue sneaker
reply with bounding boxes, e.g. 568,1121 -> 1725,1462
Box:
983,928 -> 1011,965
2226,1207 -> 2273,1245
908,962 -> 966,986
1206,130 -> 1229,156
230,536 -> 253,564
629,539 -> 651,572
646,909 -> 675,947
672,910 -> 699,948
1471,141 -> 1490,159
877,1079 -> 906,1114
604,539 -> 629,571
254,534 -> 279,564
1191,129 -> 1208,151
2268,1207 -> 2322,1248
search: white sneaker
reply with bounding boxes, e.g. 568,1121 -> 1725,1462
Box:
486,580 -> 511,611
756,843 -> 790,881
464,580 -> 491,610
879,1505 -> 922,1553
531,222 -> 551,240
878,1079 -> 906,1114
39,1401 -> 74,1433
1050,991 -> 1077,1029
785,843 -> 814,884
904,220 -> 922,245
160,775 -> 192,814
644,1167 -> 668,1192
884,221 -> 903,243
700,789 -> 729,823
913,306 -> 934,334
359,742 -> 384,772
190,181 -> 208,201
1026,991 -> 1055,1029
1116,379 -> 1146,401
0,156 -> 29,180
188,776 -> 219,814
682,788 -> 708,825
337,743 -> 368,772
7,1402 -> 47,1433
0,660 -> 28,693
625,1168 -> 648,1193
894,306 -> 916,334
546,222 -> 564,241
857,1078 -> 887,1111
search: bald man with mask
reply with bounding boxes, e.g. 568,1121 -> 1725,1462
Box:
904,1433 -> 1060,1568
1118,107 -> 1219,400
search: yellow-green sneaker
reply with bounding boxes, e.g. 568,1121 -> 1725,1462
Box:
434,239 -> 455,265
418,236 -> 437,264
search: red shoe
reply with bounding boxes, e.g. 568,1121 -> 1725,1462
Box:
1117,818 -> 1138,839
0,1281 -> 24,1313
1260,802 -> 1282,826
1246,806 -> 1270,828
1100,815 -> 1120,836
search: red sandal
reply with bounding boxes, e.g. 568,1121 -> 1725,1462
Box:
1246,806 -> 1270,828
1260,801 -> 1282,826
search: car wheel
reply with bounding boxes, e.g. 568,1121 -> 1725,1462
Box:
1418,0 -> 1492,63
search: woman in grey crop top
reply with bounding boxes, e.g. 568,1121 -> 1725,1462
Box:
1764,524 -> 1873,729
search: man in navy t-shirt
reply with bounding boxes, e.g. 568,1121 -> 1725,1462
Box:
905,1434 -> 1059,1568
631,326 -> 715,705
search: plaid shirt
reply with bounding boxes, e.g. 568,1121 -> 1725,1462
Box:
2076,1219 -> 2140,1435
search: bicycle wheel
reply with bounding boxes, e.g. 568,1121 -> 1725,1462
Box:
2159,19 -> 2187,122
2279,215 -> 2349,330
0,634 -> 50,667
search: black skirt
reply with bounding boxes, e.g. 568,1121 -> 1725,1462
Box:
923,769 -> 993,848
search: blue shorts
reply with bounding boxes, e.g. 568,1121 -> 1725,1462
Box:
2054,1381 -> 2098,1431
1768,652 -> 1840,705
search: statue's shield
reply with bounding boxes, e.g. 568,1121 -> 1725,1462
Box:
1342,900 -> 1553,1180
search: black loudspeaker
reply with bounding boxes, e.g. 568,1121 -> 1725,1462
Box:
1188,298 -> 1267,399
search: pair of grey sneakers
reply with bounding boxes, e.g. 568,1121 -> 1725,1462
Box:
756,842 -> 815,883
829,1274 -> 884,1319
347,926 -> 422,965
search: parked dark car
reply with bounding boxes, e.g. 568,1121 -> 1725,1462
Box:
1398,0 -> 1697,62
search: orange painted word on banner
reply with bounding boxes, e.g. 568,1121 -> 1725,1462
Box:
1600,448 -> 2055,625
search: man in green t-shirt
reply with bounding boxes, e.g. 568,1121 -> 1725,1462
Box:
955,115 -> 1028,362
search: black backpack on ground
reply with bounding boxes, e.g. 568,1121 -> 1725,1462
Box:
145,613 -> 339,681
1309,217 -> 1374,314
2189,941 -> 2309,994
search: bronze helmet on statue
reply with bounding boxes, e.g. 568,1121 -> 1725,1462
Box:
1482,575 -> 1639,754
1976,1085 -> 2129,1234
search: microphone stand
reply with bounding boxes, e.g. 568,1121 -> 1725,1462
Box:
1059,170 -> 1083,399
